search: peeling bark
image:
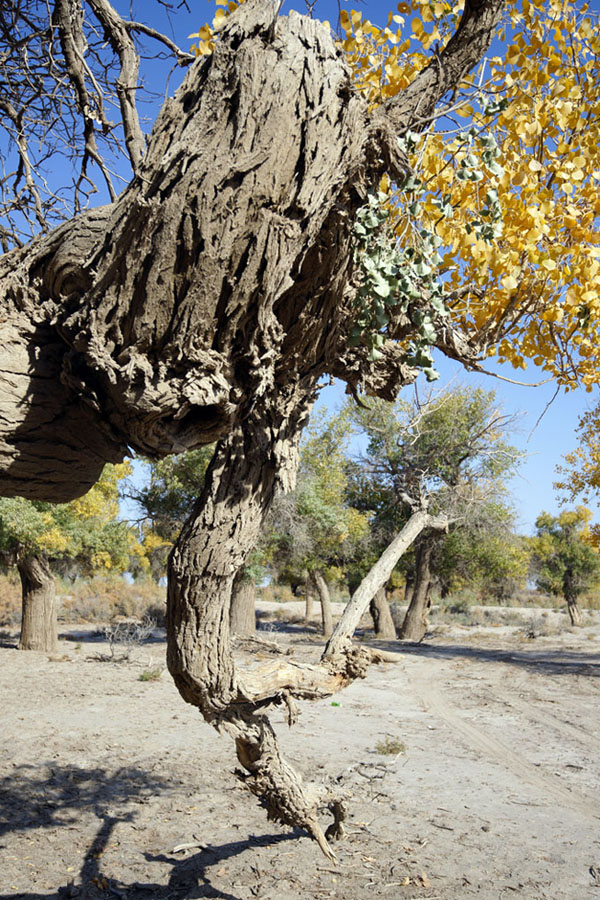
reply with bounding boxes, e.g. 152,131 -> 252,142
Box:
17,554 -> 58,653
566,596 -> 583,627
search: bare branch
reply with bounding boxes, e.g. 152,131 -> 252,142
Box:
86,0 -> 145,171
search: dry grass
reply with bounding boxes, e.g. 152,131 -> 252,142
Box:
0,572 -> 165,627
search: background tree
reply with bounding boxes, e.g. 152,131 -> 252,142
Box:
0,463 -> 133,651
434,508 -> 529,603
530,508 -> 600,626
268,409 -> 370,637
1,0 -> 600,854
348,386 -> 522,640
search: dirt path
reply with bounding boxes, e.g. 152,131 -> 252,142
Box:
1,617 -> 599,900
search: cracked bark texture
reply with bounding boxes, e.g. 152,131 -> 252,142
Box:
0,0 -> 506,855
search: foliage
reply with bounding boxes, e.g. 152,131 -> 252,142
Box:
131,448 -> 214,578
530,508 -> 600,604
555,401 -> 600,539
268,408 -> 370,587
189,0 -> 600,387
346,386 -> 522,594
0,464 -> 135,575
435,508 -> 530,601
335,0 -> 600,386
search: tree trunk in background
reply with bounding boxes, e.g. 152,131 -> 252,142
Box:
230,572 -> 256,636
404,573 -> 415,608
313,570 -> 333,638
17,554 -> 58,652
304,578 -> 314,623
566,596 -> 583,627
399,542 -> 433,642
369,586 -> 396,639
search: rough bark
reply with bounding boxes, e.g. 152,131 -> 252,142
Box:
0,3 -> 386,500
313,570 -> 333,638
399,542 -> 434,642
230,572 -> 257,636
404,573 -> 415,607
566,596 -> 583,627
17,554 -> 58,653
0,0 -> 503,502
166,384 -> 348,857
369,586 -> 397,639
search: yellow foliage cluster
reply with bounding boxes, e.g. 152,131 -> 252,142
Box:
339,0 -> 600,386
69,461 -> 132,521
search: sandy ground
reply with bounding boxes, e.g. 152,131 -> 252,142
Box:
1,606 -> 599,900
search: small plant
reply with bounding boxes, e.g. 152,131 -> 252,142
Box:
374,736 -> 406,756
139,667 -> 162,682
101,616 -> 156,662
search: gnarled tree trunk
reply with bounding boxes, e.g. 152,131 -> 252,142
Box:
399,542 -> 434,642
17,554 -> 58,653
313,570 -> 333,639
369,585 -> 397,639
230,570 -> 257,636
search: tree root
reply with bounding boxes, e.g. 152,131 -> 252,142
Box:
225,710 -> 340,860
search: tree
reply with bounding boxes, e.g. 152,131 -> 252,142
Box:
0,463 -> 133,651
531,508 -> 600,626
348,386 -> 521,640
1,0 -> 600,854
434,510 -> 529,602
131,449 -> 215,581
268,409 -> 369,637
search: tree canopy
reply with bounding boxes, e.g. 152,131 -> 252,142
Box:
0,462 -> 134,575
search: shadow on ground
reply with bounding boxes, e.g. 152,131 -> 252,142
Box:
376,638 -> 600,677
0,763 -> 302,900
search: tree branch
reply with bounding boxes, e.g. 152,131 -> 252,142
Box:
373,0 -> 506,135
86,0 -> 145,172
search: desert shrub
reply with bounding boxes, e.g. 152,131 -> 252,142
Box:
102,616 -> 156,662
374,736 -> 406,755
521,613 -> 557,639
139,667 -> 162,682
0,573 -> 21,625
581,592 -> 600,611
58,576 -> 165,624
259,582 -> 296,604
